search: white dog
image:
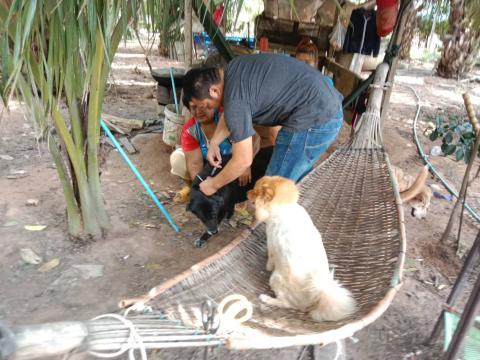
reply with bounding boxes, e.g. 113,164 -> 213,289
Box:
247,176 -> 357,322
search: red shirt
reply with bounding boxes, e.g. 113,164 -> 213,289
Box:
181,117 -> 200,152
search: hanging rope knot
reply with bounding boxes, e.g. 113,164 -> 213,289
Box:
369,83 -> 390,91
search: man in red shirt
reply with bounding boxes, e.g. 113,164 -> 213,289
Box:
170,105 -> 256,203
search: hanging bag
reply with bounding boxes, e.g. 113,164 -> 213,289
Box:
376,0 -> 399,37
329,17 -> 347,50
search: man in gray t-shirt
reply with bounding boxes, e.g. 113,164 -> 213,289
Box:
182,53 -> 344,196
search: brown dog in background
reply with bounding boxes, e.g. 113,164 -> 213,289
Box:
392,165 -> 432,219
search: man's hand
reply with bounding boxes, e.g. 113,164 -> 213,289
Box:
199,177 -> 219,196
206,143 -> 222,168
239,167 -> 252,186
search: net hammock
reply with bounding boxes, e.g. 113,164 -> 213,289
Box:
116,63 -> 407,350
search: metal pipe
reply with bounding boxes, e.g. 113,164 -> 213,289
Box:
100,120 -> 180,232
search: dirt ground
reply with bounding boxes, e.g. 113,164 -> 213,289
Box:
1,43 -> 480,360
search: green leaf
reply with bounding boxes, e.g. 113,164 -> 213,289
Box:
449,119 -> 458,128
435,115 -> 441,129
455,148 -> 464,161
441,143 -> 456,155
444,132 -> 453,144
429,131 -> 439,141
462,132 -> 475,140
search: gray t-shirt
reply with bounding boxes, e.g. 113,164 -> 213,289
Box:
223,53 -> 343,142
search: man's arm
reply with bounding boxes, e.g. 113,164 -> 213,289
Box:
200,137 -> 253,195
210,113 -> 230,146
269,126 -> 281,146
207,114 -> 231,168
252,132 -> 261,157
184,148 -> 204,181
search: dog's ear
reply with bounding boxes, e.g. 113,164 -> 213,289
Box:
257,184 -> 275,203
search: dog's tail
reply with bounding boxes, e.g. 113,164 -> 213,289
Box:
309,277 -> 357,322
399,165 -> 429,203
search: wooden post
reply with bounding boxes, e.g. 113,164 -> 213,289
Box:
185,0 -> 193,68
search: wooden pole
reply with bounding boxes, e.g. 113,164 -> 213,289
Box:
185,0 -> 193,68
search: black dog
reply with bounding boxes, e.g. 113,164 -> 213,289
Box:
187,148 -> 273,248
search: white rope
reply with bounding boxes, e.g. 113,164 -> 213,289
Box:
217,294 -> 253,332
88,312 -> 147,360
333,340 -> 343,360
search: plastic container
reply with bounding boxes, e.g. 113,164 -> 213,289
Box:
163,104 -> 185,147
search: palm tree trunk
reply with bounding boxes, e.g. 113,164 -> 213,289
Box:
437,0 -> 480,78
399,1 -> 427,61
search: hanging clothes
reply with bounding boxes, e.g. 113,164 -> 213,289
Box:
343,8 -> 381,57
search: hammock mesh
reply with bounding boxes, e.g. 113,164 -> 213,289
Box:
130,148 -> 405,349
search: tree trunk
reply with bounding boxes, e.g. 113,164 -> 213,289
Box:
399,2 -> 419,60
437,0 -> 480,78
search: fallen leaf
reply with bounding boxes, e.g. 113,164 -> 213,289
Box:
0,155 -> 14,161
25,199 -> 39,206
24,225 -> 47,231
238,218 -> 252,226
145,262 -> 162,270
20,248 -> 42,265
38,258 -> 60,272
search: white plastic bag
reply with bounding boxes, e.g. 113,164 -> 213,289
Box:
329,18 -> 347,50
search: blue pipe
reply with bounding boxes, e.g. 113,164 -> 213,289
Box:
169,67 -> 180,114
100,119 -> 180,232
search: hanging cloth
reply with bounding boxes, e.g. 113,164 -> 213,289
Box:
343,8 -> 381,57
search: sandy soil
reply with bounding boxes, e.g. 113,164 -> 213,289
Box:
1,43 -> 480,360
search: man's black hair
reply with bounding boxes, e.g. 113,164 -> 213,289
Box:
182,67 -> 221,109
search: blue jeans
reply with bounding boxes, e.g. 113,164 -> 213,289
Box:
265,113 -> 343,182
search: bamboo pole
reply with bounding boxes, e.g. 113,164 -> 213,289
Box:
380,0 -> 411,122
